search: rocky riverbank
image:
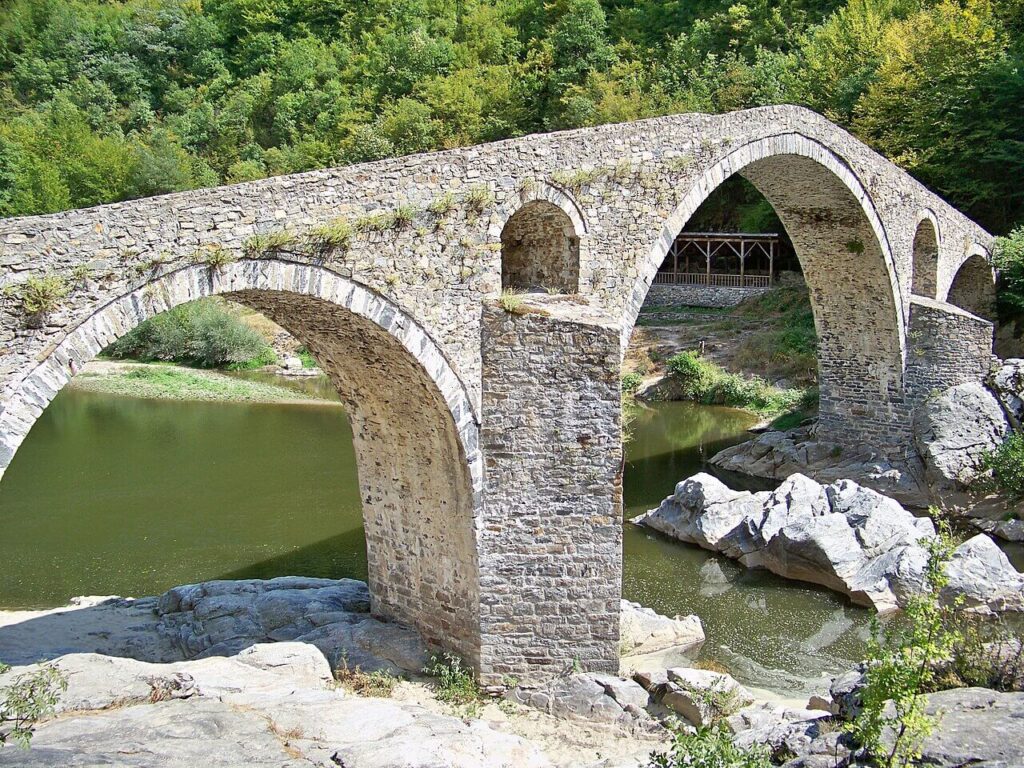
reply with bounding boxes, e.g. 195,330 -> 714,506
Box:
634,473 -> 1024,613
3,576 -> 1023,767
0,578 -> 705,767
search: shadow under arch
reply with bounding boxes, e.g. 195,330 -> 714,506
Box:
495,181 -> 588,294
0,259 -> 484,667
944,247 -> 997,321
625,132 -> 909,444
911,211 -> 941,299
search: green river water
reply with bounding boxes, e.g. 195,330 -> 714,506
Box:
1,373 -> 992,697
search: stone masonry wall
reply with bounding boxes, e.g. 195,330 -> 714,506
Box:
478,297 -> 622,685
643,283 -> 770,308
905,297 -> 995,413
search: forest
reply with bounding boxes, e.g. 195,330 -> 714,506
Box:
0,0 -> 1021,237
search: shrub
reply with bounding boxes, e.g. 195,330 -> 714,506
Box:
19,274 -> 69,318
621,371 -> 644,394
335,661 -> 399,698
423,653 -> 480,706
305,220 -> 354,256
427,193 -> 456,216
666,351 -> 716,400
981,431 -> 1024,499
648,725 -> 771,768
105,299 -> 274,368
191,244 -> 235,269
848,525 -> 961,767
0,663 -> 68,747
464,186 -> 494,213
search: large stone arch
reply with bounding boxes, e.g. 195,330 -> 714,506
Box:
911,211 -> 941,298
625,132 -> 908,445
0,259 -> 485,666
944,246 -> 997,321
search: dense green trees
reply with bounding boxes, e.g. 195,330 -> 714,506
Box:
0,0 -> 1021,234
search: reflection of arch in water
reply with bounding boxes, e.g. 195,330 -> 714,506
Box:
0,260 -> 484,667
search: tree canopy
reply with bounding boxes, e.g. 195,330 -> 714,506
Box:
0,0 -> 1021,233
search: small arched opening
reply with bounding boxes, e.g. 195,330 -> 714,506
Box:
911,217 -> 940,298
500,200 -> 580,293
946,252 -> 997,320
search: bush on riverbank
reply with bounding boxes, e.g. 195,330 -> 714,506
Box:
648,725 -> 770,768
981,431 -> 1024,500
665,351 -> 809,419
106,299 -> 276,369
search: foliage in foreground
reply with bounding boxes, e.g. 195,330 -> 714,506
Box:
665,350 -> 808,418
0,663 -> 68,748
980,431 -> 1024,500
848,524 -> 960,767
423,653 -> 481,707
105,299 -> 275,369
648,725 -> 770,768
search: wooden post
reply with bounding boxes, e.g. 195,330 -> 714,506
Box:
739,239 -> 746,286
705,241 -> 711,285
769,239 -> 775,286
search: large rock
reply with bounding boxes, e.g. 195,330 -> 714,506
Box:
989,358 -> 1024,429
0,650 -> 554,768
709,425 -> 932,508
658,667 -> 753,727
942,534 -> 1024,614
913,382 -> 1010,496
618,600 -> 704,656
635,473 -> 1024,614
156,576 -> 427,674
508,673 -> 655,731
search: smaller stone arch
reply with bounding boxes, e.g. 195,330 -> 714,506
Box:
911,211 -> 941,298
945,246 -> 997,320
499,185 -> 585,293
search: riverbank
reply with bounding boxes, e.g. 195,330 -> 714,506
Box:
69,361 -> 340,405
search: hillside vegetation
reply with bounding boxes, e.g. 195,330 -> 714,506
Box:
0,0 -> 1021,236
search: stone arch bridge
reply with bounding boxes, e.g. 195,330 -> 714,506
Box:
0,106 -> 996,684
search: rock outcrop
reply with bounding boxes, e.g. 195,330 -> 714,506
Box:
618,600 -> 704,656
709,425 -> 932,508
508,673 -> 657,732
913,382 -> 1010,498
989,358 -> 1024,429
156,576 -> 429,675
634,473 -> 1024,613
0,646 -> 555,768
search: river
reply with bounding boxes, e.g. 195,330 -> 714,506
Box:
0,374 -> 882,697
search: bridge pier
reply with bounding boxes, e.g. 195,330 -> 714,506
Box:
478,299 -> 623,685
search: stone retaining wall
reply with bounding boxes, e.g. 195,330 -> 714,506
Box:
643,283 -> 770,308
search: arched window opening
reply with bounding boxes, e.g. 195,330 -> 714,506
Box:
911,218 -> 939,298
501,200 -> 580,293
946,253 -> 997,321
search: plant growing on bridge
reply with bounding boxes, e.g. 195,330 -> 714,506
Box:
464,186 -> 494,216
18,273 -> 69,322
551,168 -> 604,193
0,662 -> 68,748
498,288 -> 526,314
426,192 -> 456,217
847,524 -> 961,767
243,230 -> 298,258
304,220 -> 354,256
191,244 -> 235,270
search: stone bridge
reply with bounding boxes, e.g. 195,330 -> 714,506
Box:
0,106 -> 997,684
